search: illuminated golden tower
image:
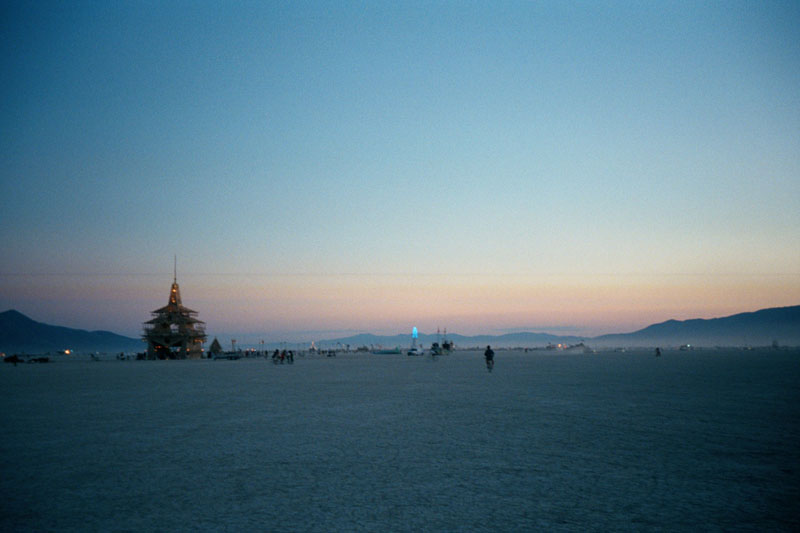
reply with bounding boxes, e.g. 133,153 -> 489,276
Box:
142,261 -> 206,359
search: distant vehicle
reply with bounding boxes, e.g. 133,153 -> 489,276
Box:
441,329 -> 454,353
433,328 -> 454,354
441,339 -> 454,353
563,342 -> 593,354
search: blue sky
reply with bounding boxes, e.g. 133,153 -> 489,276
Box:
1,1 -> 799,341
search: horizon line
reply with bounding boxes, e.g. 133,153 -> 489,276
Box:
2,271 -> 798,278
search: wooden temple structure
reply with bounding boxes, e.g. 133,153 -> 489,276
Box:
142,270 -> 206,359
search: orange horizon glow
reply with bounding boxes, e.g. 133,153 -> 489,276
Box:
2,271 -> 798,339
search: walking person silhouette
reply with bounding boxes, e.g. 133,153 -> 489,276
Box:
484,345 -> 495,372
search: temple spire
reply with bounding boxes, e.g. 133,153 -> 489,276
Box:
169,256 -> 182,306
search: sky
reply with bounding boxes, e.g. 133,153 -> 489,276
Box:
1,1 -> 799,343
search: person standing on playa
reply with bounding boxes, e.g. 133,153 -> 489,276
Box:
484,345 -> 494,371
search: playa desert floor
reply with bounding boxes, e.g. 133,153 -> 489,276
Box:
2,349 -> 799,531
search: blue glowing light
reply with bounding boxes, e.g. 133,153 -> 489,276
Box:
412,326 -> 418,339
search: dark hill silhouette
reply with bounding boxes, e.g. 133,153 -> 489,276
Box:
0,310 -> 142,354
592,305 -> 800,347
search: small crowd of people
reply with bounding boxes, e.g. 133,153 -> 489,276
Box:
272,349 -> 294,364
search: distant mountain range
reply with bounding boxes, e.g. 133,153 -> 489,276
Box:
591,305 -> 800,348
320,305 -> 800,348
1,305 -> 798,354
0,310 -> 143,354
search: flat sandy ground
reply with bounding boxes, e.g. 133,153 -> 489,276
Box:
2,348 -> 798,531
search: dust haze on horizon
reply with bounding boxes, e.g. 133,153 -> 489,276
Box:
1,2 -> 799,341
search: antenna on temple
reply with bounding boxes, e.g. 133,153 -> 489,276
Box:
174,255 -> 177,283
